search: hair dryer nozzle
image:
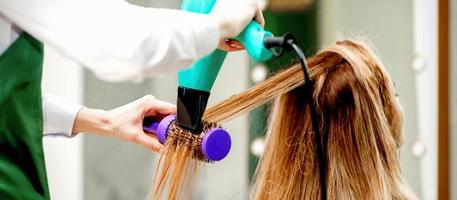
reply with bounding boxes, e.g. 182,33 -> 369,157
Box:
176,86 -> 210,133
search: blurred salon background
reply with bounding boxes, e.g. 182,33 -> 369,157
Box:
41,0 -> 456,199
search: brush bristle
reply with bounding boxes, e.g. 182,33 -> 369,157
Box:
166,120 -> 221,163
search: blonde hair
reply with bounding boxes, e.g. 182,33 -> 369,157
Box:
151,39 -> 417,200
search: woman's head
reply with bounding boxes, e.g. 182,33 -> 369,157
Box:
251,40 -> 415,200
152,39 -> 416,200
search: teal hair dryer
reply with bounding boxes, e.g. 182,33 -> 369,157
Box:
177,0 -> 274,132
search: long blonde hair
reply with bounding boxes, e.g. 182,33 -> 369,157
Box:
250,40 -> 416,199
152,39 -> 417,200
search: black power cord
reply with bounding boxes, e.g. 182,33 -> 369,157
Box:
264,33 -> 327,200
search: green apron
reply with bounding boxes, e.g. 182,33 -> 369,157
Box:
0,33 -> 49,199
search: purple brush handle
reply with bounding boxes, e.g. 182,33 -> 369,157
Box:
143,115 -> 177,144
142,115 -> 231,161
143,121 -> 159,133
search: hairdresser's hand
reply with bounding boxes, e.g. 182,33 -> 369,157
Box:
73,95 -> 176,152
211,0 -> 265,51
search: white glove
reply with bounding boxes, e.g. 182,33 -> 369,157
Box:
210,0 -> 265,51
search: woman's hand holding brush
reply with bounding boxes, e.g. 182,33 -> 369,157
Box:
72,95 -> 176,152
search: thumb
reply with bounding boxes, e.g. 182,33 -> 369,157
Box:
134,133 -> 164,152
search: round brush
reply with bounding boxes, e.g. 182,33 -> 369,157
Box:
143,115 -> 231,162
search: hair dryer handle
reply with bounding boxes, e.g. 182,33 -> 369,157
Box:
235,21 -> 274,62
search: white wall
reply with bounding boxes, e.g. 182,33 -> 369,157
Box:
451,0 -> 457,199
412,0 -> 438,199
41,46 -> 84,200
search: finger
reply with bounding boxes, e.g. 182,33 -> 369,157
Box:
117,95 -> 156,111
134,95 -> 158,112
219,44 -> 237,51
152,100 -> 176,115
254,7 -> 265,27
135,133 -> 164,152
228,40 -> 243,47
225,46 -> 245,51
219,39 -> 245,49
218,41 -> 245,51
231,43 -> 244,49
231,46 -> 245,51
226,39 -> 240,44
143,99 -> 176,117
227,42 -> 245,50
139,94 -> 156,103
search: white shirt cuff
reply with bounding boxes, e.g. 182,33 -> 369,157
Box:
42,93 -> 84,137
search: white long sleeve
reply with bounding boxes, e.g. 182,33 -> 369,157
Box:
42,94 -> 84,137
0,0 -> 220,136
0,0 -> 220,82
